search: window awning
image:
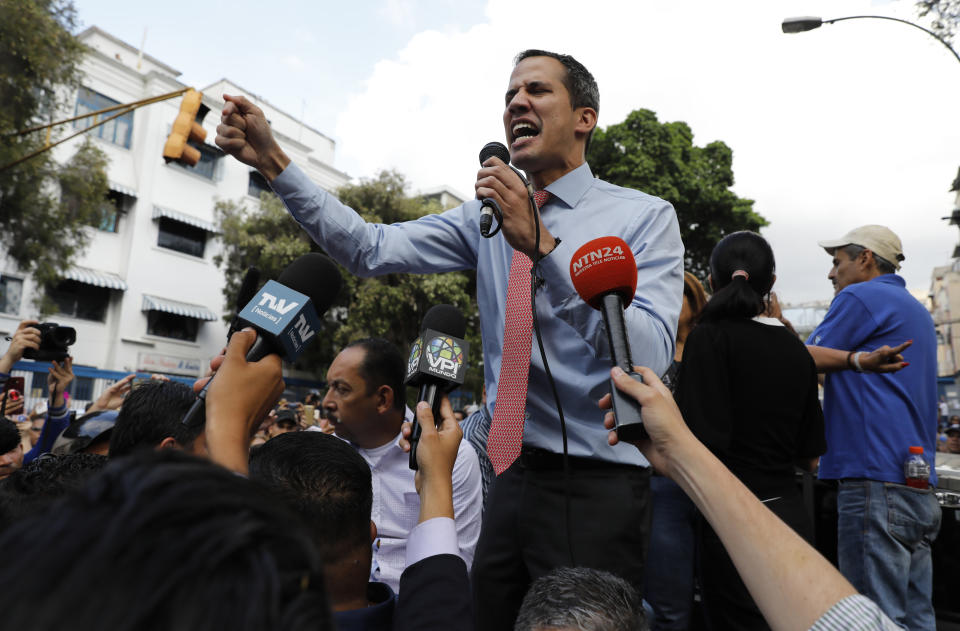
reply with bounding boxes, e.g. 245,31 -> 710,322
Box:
108,181 -> 138,198
63,266 -> 128,291
142,295 -> 218,321
152,206 -> 218,233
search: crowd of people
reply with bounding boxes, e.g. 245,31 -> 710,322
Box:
0,49 -> 945,630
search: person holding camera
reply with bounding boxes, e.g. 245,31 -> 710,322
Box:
1,320 -> 75,465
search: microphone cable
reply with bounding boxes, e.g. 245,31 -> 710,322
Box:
525,187 -> 576,568
481,141 -> 575,566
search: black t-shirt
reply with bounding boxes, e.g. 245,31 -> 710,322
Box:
674,317 -> 826,496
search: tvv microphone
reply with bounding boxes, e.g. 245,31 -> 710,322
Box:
226,266 -> 261,341
405,304 -> 470,470
569,237 -> 648,441
182,253 -> 342,427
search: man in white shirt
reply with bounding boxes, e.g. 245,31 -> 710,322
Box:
323,337 -> 483,592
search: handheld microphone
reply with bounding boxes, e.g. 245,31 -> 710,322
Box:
405,304 -> 470,470
226,266 -> 261,341
569,237 -> 648,441
182,253 -> 342,427
478,142 -> 536,238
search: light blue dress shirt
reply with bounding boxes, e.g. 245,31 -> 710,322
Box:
272,161 -> 683,464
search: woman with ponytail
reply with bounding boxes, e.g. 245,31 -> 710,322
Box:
673,231 -> 826,630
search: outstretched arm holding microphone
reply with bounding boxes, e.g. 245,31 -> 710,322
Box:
602,366 -> 897,631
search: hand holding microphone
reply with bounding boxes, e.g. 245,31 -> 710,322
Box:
404,304 -> 470,470
570,236 -> 648,441
476,142 -> 554,258
183,253 -> 342,427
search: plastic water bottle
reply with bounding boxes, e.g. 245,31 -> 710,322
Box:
904,446 -> 930,489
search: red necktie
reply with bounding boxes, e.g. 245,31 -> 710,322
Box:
488,190 -> 551,475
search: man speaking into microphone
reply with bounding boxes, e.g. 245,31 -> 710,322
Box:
216,50 -> 683,629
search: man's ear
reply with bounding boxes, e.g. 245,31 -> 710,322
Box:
370,520 -> 378,544
375,385 -> 394,415
157,436 -> 180,450
575,106 -> 598,139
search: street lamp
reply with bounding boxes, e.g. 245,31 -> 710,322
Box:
781,14 -> 960,66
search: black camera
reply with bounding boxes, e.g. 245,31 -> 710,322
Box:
22,323 -> 76,361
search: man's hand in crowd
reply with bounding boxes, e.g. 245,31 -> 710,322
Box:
204,329 -> 284,475
47,357 -> 74,408
411,396 -> 461,522
1,391 -> 24,418
475,156 -> 556,259
215,94 -> 290,181
599,366 -> 698,478
0,320 -> 41,375
859,340 -> 912,373
807,340 -> 912,374
192,347 -> 227,394
87,374 -> 135,413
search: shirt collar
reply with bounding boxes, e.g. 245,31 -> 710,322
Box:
753,316 -> 785,327
543,162 -> 593,208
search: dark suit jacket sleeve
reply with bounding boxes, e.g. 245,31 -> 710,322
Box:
394,554 -> 473,631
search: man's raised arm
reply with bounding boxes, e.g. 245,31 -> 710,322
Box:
215,94 -> 291,181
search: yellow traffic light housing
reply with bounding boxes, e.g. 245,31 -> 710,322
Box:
162,88 -> 208,166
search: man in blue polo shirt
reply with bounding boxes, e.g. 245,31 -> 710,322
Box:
807,225 -> 940,628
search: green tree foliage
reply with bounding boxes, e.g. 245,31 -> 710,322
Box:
917,0 -> 960,42
587,108 -> 767,280
0,0 -> 111,305
215,171 -> 482,400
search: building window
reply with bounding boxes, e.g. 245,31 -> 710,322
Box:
91,190 -> 125,233
248,171 -> 272,198
47,280 -> 110,322
73,87 -> 134,149
174,141 -> 222,180
157,217 -> 206,258
0,276 -> 23,315
146,311 -> 199,342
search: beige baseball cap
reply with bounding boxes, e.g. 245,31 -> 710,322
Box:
818,225 -> 904,271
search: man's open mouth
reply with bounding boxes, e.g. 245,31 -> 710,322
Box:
511,121 -> 540,145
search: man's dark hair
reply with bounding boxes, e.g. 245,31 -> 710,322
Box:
0,417 -> 20,454
109,380 -> 201,457
841,244 -> 896,275
344,338 -> 406,412
514,567 -> 648,631
249,431 -> 372,563
514,49 -> 599,153
515,49 -> 599,114
0,449 -> 332,631
0,453 -> 107,527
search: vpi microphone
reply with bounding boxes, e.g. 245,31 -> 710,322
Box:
182,253 -> 342,427
405,304 -> 470,470
569,236 -> 648,441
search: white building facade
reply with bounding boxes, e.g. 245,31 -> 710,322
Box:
0,27 -> 349,410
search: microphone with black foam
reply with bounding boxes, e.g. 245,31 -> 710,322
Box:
226,266 -> 261,341
182,253 -> 342,427
569,236 -> 648,441
478,141 -> 536,238
404,304 -> 470,470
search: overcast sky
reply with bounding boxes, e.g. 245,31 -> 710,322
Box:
73,0 -> 960,305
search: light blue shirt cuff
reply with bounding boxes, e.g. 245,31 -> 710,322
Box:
405,517 -> 459,567
268,161 -> 303,196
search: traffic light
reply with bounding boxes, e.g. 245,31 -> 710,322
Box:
162,88 -> 208,166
